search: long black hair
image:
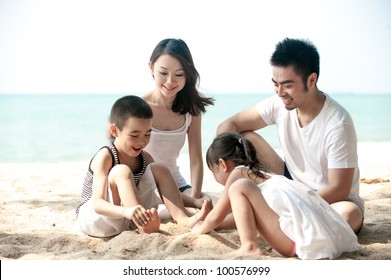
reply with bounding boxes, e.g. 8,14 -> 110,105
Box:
150,38 -> 214,115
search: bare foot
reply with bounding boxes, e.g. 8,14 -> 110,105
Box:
187,199 -> 212,228
194,197 -> 213,210
139,208 -> 161,234
234,242 -> 263,257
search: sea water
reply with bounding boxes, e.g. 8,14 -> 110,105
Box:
0,93 -> 390,163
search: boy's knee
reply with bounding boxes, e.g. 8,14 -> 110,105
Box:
111,164 -> 132,173
109,164 -> 134,181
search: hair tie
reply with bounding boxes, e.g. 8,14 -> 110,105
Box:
239,138 -> 243,144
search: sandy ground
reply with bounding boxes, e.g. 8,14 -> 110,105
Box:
0,142 -> 390,260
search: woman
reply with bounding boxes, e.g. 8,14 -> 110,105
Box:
143,38 -> 215,209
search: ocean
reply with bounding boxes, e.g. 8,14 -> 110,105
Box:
0,93 -> 390,163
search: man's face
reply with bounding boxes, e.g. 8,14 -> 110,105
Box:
272,65 -> 308,111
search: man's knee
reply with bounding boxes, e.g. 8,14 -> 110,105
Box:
331,201 -> 363,232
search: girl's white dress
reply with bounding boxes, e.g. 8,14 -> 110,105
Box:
251,170 -> 358,259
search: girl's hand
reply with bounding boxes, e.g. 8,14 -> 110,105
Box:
123,205 -> 151,227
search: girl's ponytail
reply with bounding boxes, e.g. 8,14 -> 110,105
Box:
206,132 -> 267,179
240,136 -> 266,179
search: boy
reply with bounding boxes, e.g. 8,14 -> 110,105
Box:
76,95 -> 210,237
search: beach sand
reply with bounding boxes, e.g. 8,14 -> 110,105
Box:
0,142 -> 390,260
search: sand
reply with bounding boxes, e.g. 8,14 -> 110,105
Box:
0,142 -> 390,260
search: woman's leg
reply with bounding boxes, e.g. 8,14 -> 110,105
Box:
180,191 -> 213,210
150,163 -> 211,228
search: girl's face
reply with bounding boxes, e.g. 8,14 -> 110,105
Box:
112,117 -> 152,158
150,54 -> 186,99
209,160 -> 230,186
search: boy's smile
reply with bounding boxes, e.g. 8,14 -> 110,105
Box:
113,117 -> 152,158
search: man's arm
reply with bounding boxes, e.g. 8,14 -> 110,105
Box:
317,168 -> 355,204
216,106 -> 268,135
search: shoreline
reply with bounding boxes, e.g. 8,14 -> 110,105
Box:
0,141 -> 390,260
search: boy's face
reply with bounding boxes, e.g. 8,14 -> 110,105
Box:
114,117 -> 152,157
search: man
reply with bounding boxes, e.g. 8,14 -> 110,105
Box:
217,38 -> 363,233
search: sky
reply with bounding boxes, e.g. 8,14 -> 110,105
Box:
0,0 -> 390,95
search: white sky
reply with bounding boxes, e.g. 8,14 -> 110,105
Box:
0,0 -> 390,95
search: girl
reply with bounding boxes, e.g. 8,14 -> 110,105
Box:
143,38 -> 214,208
193,131 -> 359,259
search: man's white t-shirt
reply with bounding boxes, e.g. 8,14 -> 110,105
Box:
257,94 -> 363,211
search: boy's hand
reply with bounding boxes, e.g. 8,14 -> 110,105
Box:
123,205 -> 150,227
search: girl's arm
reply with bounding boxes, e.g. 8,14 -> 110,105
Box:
193,185 -> 232,233
193,167 -> 247,233
187,114 -> 203,198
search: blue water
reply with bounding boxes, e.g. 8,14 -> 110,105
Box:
0,93 -> 390,163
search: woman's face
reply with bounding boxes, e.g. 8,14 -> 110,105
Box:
150,54 -> 187,99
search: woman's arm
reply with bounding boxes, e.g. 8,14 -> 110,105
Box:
187,114 -> 203,198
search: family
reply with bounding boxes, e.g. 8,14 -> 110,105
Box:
75,37 -> 363,260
